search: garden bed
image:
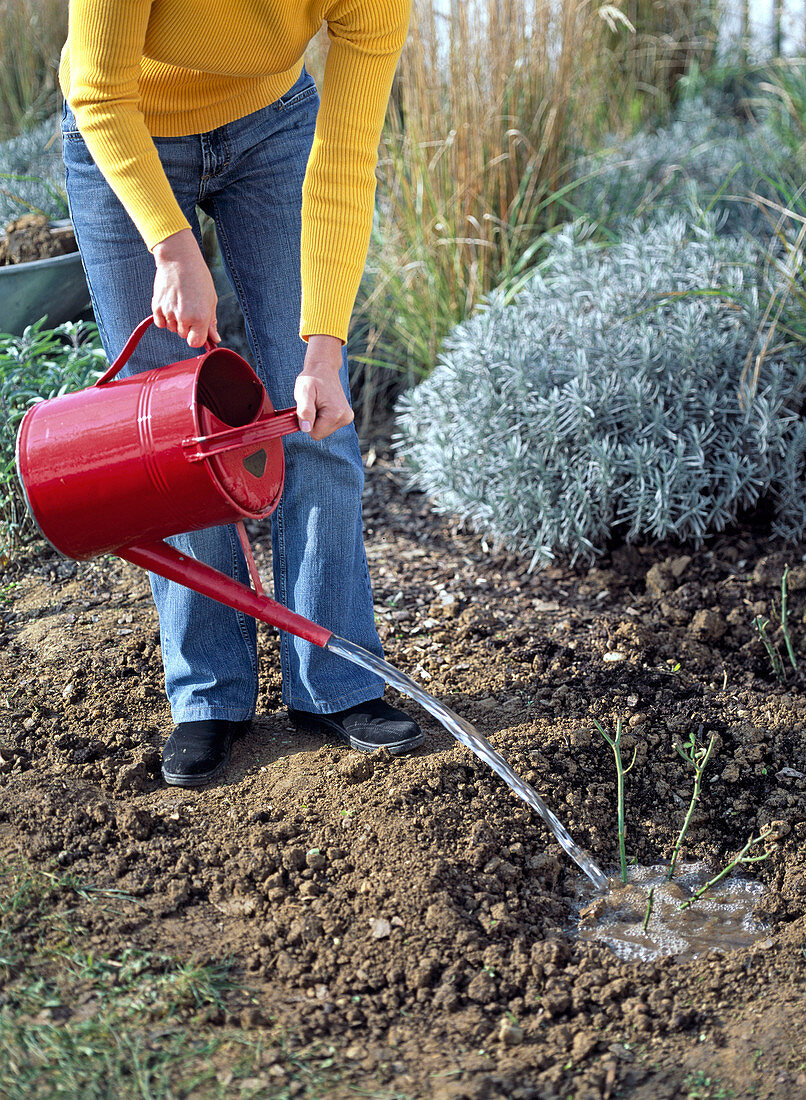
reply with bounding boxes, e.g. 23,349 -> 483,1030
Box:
0,437 -> 804,1099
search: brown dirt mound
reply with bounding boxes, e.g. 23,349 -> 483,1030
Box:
0,213 -> 77,265
1,441 -> 804,1099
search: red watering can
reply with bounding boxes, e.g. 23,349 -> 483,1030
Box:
15,317 -> 331,647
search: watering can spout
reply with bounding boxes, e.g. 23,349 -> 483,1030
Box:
119,540 -> 333,648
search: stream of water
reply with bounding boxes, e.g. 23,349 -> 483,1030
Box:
326,634 -> 609,891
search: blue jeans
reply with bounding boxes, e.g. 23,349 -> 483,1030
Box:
61,69 -> 385,722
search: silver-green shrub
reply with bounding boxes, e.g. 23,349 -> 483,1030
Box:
0,115 -> 66,224
574,99 -> 784,242
395,215 -> 806,568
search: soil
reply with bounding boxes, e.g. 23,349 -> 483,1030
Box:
1,437 -> 805,1100
0,213 -> 77,265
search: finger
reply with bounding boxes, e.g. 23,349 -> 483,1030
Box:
294,376 -> 317,434
310,405 -> 354,441
185,324 -> 207,348
176,314 -> 206,347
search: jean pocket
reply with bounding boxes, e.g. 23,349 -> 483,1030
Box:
61,99 -> 81,138
274,70 -> 318,112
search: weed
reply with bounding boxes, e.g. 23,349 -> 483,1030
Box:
684,1068 -> 736,1098
0,0 -> 66,140
752,564 -> 798,683
0,580 -> 20,603
592,717 -> 637,883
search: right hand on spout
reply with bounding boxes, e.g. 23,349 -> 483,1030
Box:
152,228 -> 220,349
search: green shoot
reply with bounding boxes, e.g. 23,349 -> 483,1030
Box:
679,827 -> 773,911
752,615 -> 785,684
780,564 -> 798,672
753,565 -> 798,683
593,717 -> 637,884
667,726 -> 717,881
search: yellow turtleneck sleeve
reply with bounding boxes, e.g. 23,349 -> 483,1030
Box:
60,0 -> 409,343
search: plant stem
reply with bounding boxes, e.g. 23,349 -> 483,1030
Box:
593,717 -> 637,884
780,564 -> 798,671
679,828 -> 773,911
642,886 -> 655,932
667,729 -> 716,881
752,616 -> 785,683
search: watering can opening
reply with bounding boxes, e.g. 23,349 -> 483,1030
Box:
196,348 -> 265,429
191,346 -> 285,519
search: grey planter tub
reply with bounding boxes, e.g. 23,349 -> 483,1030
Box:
0,221 -> 91,336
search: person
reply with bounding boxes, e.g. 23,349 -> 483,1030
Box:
59,0 -> 424,787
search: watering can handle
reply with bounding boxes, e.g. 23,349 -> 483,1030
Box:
95,316 -> 216,386
182,408 -> 300,461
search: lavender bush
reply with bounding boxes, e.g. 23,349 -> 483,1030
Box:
395,216 -> 806,568
0,115 -> 66,223
574,99 -> 784,242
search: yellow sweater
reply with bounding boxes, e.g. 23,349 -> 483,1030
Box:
60,0 -> 410,343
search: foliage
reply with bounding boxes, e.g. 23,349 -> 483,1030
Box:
734,64 -> 806,548
0,320 -> 106,548
395,215 -> 806,568
569,97 -> 786,241
0,0 -> 66,140
349,0 -> 715,384
755,59 -> 806,180
746,63 -> 806,351
604,0 -> 720,115
0,114 -> 66,223
678,826 -> 773,911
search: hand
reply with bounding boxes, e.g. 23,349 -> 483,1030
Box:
152,228 -> 220,348
294,335 -> 354,441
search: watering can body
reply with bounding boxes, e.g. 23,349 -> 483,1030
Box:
16,318 -> 290,559
15,317 -> 332,647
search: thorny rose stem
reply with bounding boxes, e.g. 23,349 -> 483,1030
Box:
593,717 -> 637,884
679,827 -> 773,911
667,726 -> 717,882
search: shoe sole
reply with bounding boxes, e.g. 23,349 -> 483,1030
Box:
290,714 -> 425,755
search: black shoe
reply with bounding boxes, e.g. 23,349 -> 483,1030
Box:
161,720 -> 247,787
288,698 -> 424,755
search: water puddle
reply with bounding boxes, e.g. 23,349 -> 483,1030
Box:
327,634 -> 609,890
575,863 -> 768,960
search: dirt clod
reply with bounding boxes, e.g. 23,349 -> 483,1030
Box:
0,214 -> 77,265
